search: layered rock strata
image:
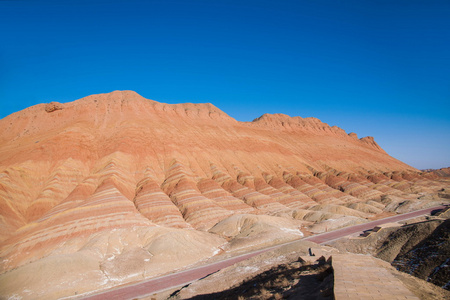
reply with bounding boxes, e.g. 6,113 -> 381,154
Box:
0,91 -> 448,299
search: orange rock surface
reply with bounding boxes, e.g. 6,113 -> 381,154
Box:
0,90 -> 447,299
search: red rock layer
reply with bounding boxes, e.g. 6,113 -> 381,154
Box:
297,174 -> 359,203
167,177 -> 233,230
367,173 -> 412,193
345,173 -> 403,196
1,177 -> 153,272
317,172 -> 383,201
134,177 -> 191,228
212,168 -> 291,214
2,90 -> 450,300
161,162 -> 233,230
238,172 -> 313,210
284,173 -> 343,205
196,178 -> 255,214
426,167 -> 450,178
34,161 -> 91,218
0,168 -> 32,241
2,90 -> 445,279
263,174 -> 317,209
0,91 -> 416,179
389,171 -> 443,191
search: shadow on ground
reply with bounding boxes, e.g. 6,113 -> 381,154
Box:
172,257 -> 333,300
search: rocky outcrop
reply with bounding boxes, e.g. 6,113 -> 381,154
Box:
0,90 -> 448,299
317,172 -> 384,201
428,167 -> 450,178
392,219 -> 450,290
284,173 -> 342,205
161,161 -> 233,231
134,177 -> 191,228
298,174 -> 359,203
197,178 -> 254,214
214,169 -> 291,215
359,136 -> 385,152
264,175 -> 317,209
45,102 -> 64,113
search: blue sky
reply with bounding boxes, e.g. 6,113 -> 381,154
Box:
1,0 -> 449,169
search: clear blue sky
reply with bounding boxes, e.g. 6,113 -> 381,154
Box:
1,0 -> 449,169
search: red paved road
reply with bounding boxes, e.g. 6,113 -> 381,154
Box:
303,205 -> 446,244
81,205 -> 445,300
82,249 -> 268,300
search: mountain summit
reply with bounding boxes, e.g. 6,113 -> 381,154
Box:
1,90 -> 406,172
0,91 -> 445,299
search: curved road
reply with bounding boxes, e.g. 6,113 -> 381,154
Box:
80,205 -> 446,300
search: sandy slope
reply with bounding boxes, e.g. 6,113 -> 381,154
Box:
0,91 -> 448,299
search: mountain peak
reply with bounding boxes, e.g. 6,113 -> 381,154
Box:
2,90 -> 439,300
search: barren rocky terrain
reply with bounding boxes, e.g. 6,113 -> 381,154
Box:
330,207 -> 450,293
166,242 -> 335,300
0,91 -> 449,299
151,236 -> 449,300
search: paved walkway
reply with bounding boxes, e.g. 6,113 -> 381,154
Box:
332,254 -> 419,300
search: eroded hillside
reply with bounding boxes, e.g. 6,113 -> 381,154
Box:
0,91 -> 448,299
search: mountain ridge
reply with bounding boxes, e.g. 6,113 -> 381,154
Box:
1,90 -> 393,167
3,90 -> 446,299
2,90 -> 382,146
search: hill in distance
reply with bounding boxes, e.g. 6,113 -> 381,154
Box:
0,90 -> 448,299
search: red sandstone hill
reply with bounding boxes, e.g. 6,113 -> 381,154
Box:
0,91 -> 447,299
423,167 -> 450,178
0,90 -> 412,174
